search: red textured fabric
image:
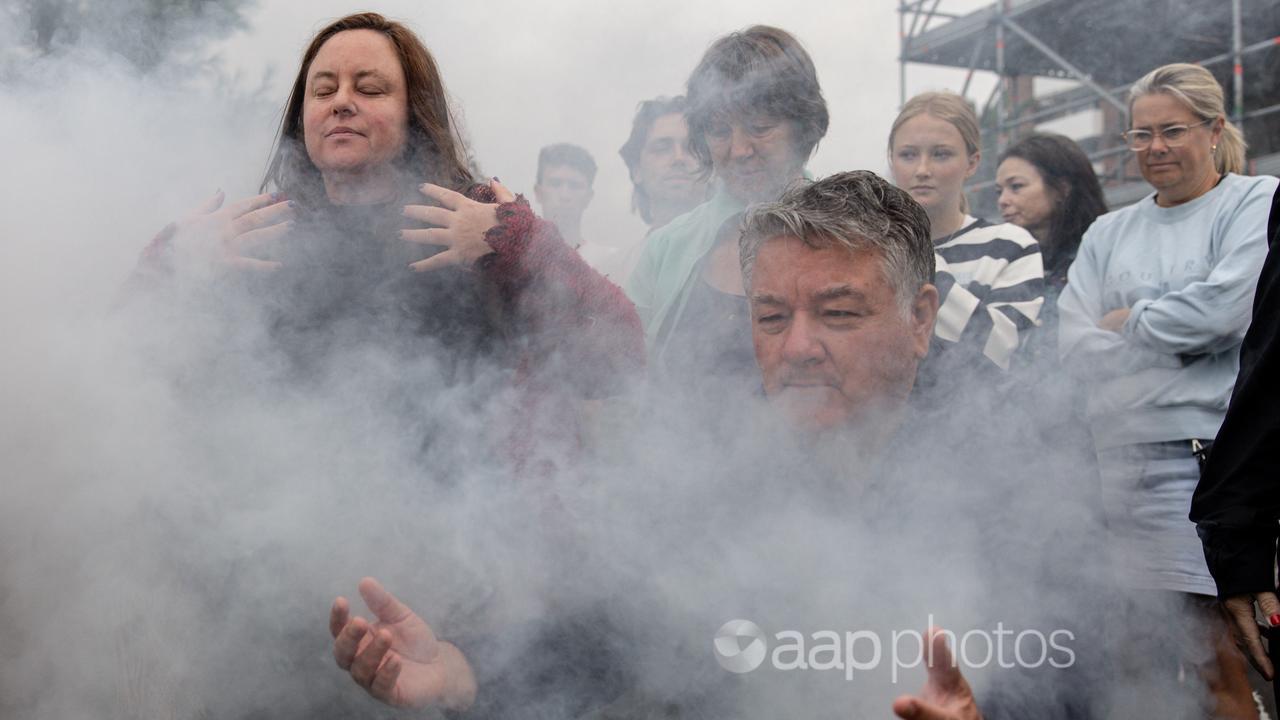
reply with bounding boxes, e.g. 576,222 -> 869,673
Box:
465,185 -> 645,473
469,186 -> 644,392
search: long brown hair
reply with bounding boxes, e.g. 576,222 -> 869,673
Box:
260,12 -> 474,202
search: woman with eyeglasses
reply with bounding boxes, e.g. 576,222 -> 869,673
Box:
1058,63 -> 1277,717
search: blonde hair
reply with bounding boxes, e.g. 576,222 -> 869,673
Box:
889,91 -> 982,214
1129,63 -> 1246,175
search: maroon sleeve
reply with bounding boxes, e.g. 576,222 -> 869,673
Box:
470,189 -> 645,396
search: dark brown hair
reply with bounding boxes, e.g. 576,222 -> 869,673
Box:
685,26 -> 829,171
998,133 -> 1107,268
619,96 -> 687,223
260,12 -> 474,202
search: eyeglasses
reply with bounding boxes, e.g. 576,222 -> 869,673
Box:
1122,119 -> 1214,151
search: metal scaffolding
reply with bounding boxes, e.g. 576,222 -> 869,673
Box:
897,0 -> 1280,210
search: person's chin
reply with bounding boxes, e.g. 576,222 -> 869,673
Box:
909,189 -> 940,208
318,153 -> 375,173
1143,164 -> 1181,182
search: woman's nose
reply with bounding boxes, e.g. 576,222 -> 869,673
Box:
331,87 -> 356,115
729,128 -> 754,159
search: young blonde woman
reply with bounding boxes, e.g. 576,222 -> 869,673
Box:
1059,63 -> 1278,718
888,92 -> 1044,389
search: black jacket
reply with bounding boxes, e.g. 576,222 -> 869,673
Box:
1190,182 -> 1280,598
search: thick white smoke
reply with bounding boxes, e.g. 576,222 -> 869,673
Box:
0,3 -> 1221,719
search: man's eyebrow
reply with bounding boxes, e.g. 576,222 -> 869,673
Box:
750,292 -> 787,306
813,285 -> 866,302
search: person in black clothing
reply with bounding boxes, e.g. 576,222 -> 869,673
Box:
1191,181 -> 1280,682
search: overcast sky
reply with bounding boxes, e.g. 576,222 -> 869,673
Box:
210,0 -> 999,245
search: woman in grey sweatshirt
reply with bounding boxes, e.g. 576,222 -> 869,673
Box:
1058,63 -> 1277,715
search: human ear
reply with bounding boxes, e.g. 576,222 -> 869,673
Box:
911,283 -> 940,359
965,151 -> 981,180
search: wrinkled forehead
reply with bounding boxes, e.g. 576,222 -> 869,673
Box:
752,236 -> 887,298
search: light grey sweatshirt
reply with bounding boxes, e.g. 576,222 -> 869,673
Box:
1058,172 -> 1279,449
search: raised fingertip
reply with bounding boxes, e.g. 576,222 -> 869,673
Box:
891,696 -> 919,719
1268,613 -> 1279,627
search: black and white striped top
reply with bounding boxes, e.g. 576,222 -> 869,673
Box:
932,216 -> 1045,370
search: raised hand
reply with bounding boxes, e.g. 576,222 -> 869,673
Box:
892,628 -> 983,720
401,178 -> 517,272
329,577 -> 476,711
171,190 -> 294,272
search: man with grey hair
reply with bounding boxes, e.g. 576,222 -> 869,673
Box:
740,170 -> 939,446
741,170 -> 987,720
329,175 -> 1087,720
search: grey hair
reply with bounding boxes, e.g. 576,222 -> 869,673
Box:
739,170 -> 935,313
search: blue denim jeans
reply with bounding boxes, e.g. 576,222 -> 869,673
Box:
1096,441 -> 1217,596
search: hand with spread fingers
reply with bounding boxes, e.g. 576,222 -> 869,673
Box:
892,628 -> 984,720
1221,591 -> 1280,680
402,178 -> 517,272
171,190 -> 295,272
329,577 -> 477,711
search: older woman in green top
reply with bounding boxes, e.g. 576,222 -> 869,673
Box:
624,25 -> 829,390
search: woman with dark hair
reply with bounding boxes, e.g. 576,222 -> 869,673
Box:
126,18 -> 643,716
136,12 -> 641,404
996,132 -> 1107,327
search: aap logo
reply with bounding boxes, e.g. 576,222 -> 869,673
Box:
713,619 -> 768,674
